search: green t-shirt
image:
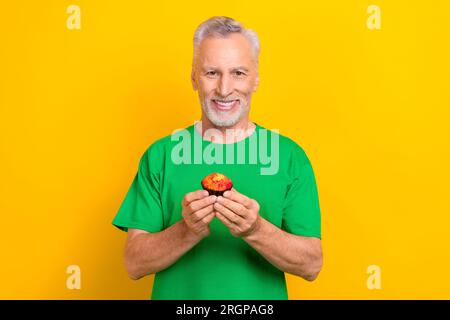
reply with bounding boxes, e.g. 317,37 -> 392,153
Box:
112,122 -> 321,300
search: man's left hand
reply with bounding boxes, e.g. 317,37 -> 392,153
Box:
214,188 -> 261,238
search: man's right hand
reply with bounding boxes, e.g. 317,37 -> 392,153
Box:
181,190 -> 217,238
125,190 -> 217,279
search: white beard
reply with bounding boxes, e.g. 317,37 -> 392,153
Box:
201,98 -> 250,127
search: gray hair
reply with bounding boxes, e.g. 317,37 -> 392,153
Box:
192,16 -> 260,66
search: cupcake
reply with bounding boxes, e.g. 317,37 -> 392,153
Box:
201,173 -> 233,196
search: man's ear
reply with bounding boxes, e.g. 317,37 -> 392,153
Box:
253,74 -> 260,92
191,70 -> 198,91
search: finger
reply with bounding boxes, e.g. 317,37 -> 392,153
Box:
214,202 -> 244,225
190,203 -> 215,223
182,189 -> 209,206
194,211 -> 215,226
187,195 -> 217,215
223,188 -> 254,209
215,211 -> 235,229
216,196 -> 247,218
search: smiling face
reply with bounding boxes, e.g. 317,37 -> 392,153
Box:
191,33 -> 259,128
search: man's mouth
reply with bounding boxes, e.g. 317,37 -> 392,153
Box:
212,99 -> 239,111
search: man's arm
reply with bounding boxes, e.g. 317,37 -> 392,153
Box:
124,222 -> 198,280
214,189 -> 323,281
242,218 -> 322,281
124,190 -> 217,280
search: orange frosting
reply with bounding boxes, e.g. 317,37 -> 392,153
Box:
201,173 -> 233,191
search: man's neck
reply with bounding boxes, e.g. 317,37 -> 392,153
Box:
196,116 -> 256,144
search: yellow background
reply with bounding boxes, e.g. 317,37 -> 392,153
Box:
1,1 -> 449,299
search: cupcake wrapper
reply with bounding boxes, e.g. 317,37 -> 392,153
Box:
202,186 -> 232,197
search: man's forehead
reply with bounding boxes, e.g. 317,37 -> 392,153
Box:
197,35 -> 257,68
201,64 -> 250,71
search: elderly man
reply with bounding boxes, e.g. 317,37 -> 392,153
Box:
113,16 -> 323,299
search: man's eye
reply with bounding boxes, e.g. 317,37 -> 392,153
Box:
234,71 -> 246,77
206,71 -> 217,76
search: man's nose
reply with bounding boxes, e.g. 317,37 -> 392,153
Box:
217,75 -> 233,97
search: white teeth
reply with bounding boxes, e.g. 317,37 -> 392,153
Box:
214,100 -> 236,107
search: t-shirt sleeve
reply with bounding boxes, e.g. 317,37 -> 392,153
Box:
112,147 -> 164,233
282,144 -> 322,239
